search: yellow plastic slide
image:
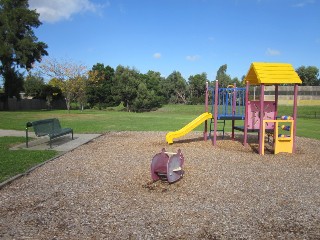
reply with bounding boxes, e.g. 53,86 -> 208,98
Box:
166,112 -> 213,144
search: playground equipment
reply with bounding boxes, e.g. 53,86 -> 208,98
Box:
166,112 -> 212,144
166,62 -> 302,155
242,63 -> 302,154
208,81 -> 246,142
151,148 -> 184,183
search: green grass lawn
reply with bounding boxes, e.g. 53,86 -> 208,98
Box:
0,104 -> 319,138
1,104 -> 319,183
0,137 -> 57,183
0,105 -> 206,133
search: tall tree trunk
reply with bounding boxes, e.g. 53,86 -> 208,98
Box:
66,98 -> 71,113
1,95 -> 9,111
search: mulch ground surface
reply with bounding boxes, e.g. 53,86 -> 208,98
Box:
1,131 -> 319,239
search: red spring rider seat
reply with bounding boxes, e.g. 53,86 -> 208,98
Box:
151,148 -> 184,183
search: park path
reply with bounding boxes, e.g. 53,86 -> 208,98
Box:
0,129 -> 101,152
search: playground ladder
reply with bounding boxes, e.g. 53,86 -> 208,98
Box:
209,118 -> 226,139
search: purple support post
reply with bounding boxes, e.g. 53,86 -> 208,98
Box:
275,85 -> 278,119
232,119 -> 235,140
259,84 -> 265,155
213,80 -> 219,146
292,84 -> 298,153
204,82 -> 209,141
232,83 -> 237,140
244,81 -> 249,146
232,83 -> 237,116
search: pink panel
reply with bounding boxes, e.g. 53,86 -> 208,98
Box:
247,101 -> 276,130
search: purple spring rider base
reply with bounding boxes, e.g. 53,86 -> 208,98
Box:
151,148 -> 184,183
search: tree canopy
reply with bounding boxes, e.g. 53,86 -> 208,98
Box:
87,63 -> 116,109
296,66 -> 319,86
24,72 -> 45,98
0,0 -> 48,102
40,58 -> 88,112
188,73 -> 208,104
3,41 -> 318,113
216,64 -> 231,87
162,71 -> 187,104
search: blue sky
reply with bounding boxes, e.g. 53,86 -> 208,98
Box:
26,0 -> 320,81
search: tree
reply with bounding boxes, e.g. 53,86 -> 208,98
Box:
296,66 -> 319,86
40,58 -> 88,112
24,72 -> 45,98
2,68 -> 24,99
23,71 -> 63,109
112,65 -> 140,111
87,63 -> 116,109
132,82 -> 162,112
0,0 -> 48,107
216,64 -> 232,88
144,70 -> 166,104
188,73 -> 208,104
231,77 -> 245,87
162,71 -> 187,104
145,71 -> 164,95
111,66 -> 164,112
73,75 -> 88,111
41,84 -> 62,109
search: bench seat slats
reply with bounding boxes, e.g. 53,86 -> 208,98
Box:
48,128 -> 73,138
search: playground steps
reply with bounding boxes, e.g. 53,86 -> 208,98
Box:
209,118 -> 226,139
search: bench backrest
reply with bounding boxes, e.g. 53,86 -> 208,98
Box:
27,118 -> 62,137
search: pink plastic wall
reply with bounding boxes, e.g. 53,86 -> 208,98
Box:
247,101 -> 276,130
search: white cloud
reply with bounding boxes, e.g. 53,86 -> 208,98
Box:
29,0 -> 108,23
266,48 -> 281,56
292,0 -> 314,7
186,55 -> 200,61
153,53 -> 162,59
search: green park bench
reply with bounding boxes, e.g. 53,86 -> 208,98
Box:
26,118 -> 73,148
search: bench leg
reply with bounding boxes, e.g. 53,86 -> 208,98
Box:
26,127 -> 29,148
72,130 -> 74,140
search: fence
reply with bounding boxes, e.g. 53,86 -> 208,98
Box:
245,86 -> 320,119
299,112 -> 320,119
0,98 -> 67,111
264,86 -> 320,100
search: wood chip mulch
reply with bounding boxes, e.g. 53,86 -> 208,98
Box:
1,131 -> 319,239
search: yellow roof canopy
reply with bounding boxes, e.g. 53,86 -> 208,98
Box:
244,62 -> 302,85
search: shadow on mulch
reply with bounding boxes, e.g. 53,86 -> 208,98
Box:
173,136 -> 204,144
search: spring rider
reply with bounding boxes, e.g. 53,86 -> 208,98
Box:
151,148 -> 184,183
